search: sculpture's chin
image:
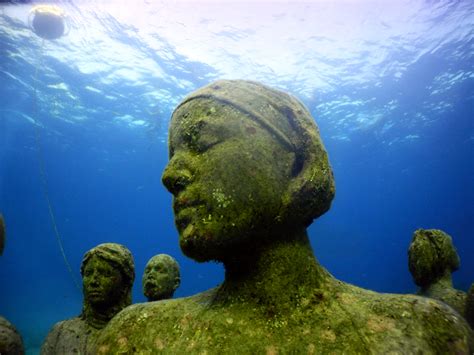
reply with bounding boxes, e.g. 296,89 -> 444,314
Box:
178,222 -> 235,263
179,230 -> 215,263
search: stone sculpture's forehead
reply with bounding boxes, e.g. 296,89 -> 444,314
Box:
169,80 -> 316,157
146,255 -> 179,275
148,254 -> 177,266
83,254 -> 116,275
169,100 -> 240,156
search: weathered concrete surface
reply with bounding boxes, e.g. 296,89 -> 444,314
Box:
41,317 -> 98,355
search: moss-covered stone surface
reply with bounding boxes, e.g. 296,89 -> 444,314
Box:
96,234 -> 473,354
417,276 -> 468,317
467,284 -> 474,328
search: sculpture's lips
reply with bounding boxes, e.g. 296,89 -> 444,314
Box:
173,193 -> 205,231
87,290 -> 102,296
175,212 -> 192,231
173,194 -> 202,211
144,280 -> 157,289
173,195 -> 203,227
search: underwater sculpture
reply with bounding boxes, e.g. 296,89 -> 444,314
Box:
0,218 -> 25,355
41,243 -> 134,354
95,80 -> 473,353
408,228 -> 474,327
0,316 -> 24,355
0,213 -> 5,256
143,254 -> 181,301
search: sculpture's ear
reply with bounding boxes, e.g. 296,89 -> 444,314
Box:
173,276 -> 181,290
279,106 -> 335,227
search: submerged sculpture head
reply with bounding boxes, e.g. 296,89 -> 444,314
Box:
162,80 -> 335,262
80,243 -> 135,315
142,254 -> 181,301
408,229 -> 460,288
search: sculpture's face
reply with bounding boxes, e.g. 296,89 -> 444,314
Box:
142,257 -> 179,301
162,99 -> 295,262
82,255 -> 124,307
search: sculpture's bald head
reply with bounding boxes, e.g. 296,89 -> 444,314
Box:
143,254 -> 180,301
408,229 -> 460,287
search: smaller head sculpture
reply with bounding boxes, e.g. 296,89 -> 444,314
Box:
80,243 -> 135,327
162,80 -> 335,263
408,229 -> 460,288
142,254 -> 181,301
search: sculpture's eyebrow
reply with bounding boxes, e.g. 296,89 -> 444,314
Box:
171,116 -> 226,154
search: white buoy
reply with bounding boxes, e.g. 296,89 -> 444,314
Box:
29,5 -> 66,40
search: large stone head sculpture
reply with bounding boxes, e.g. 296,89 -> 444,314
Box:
162,80 -> 335,262
408,229 -> 460,288
80,243 -> 135,321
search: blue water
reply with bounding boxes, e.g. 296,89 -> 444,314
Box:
0,1 -> 473,353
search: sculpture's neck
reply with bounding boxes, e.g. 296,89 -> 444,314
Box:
423,270 -> 454,292
216,229 -> 333,312
81,302 -> 123,330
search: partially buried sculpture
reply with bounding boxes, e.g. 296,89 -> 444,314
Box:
409,228 -> 474,327
41,243 -> 134,354
143,254 -> 181,301
0,214 -> 25,355
96,80 -> 473,353
0,316 -> 24,355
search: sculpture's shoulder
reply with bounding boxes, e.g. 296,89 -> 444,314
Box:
96,288 -> 217,354
95,283 -> 473,354
334,281 -> 473,354
41,317 -> 97,355
421,284 -> 467,316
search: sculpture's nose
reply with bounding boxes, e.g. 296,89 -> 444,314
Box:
162,158 -> 193,196
88,270 -> 100,286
